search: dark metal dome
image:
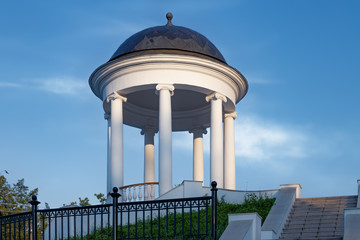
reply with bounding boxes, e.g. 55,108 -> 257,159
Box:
109,13 -> 226,63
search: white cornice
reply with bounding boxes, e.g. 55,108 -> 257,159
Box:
89,53 -> 248,103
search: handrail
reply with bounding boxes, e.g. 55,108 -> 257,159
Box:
119,181 -> 159,189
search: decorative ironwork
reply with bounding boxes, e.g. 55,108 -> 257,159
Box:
0,182 -> 218,240
115,196 -> 212,239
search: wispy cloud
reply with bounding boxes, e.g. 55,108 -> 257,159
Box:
0,77 -> 88,97
244,74 -> 276,85
0,82 -> 23,88
247,77 -> 274,85
173,115 -> 309,169
235,116 -> 307,162
91,20 -> 148,38
35,77 -> 87,95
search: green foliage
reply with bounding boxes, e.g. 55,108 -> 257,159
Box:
94,193 -> 107,204
63,193 -> 106,207
116,209 -> 211,239
0,173 -> 38,215
63,201 -> 78,207
63,197 -> 92,207
69,208 -> 211,240
78,197 -> 91,206
66,194 -> 275,240
216,193 -> 275,236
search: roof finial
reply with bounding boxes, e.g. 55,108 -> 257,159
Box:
166,12 -> 173,26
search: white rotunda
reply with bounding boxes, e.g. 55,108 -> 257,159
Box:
89,13 -> 248,199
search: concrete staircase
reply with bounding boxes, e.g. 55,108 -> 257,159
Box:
279,195 -> 357,240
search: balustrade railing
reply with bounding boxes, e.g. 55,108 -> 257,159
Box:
0,182 -> 218,240
120,182 -> 158,202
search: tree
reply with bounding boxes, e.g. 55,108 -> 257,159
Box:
79,197 -> 90,206
63,194 -> 106,207
94,193 -> 106,204
63,197 -> 91,207
62,201 -> 78,207
0,172 -> 39,215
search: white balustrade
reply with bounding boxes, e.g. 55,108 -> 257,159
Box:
128,187 -> 132,202
132,186 -> 137,201
119,182 -> 158,202
150,184 -> 155,200
122,188 -> 127,202
138,185 -> 142,200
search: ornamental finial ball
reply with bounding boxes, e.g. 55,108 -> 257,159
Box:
211,181 -> 217,188
32,195 -> 37,201
166,12 -> 173,26
113,187 -> 118,193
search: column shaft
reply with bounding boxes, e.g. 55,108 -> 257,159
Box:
224,112 -> 236,190
206,93 -> 226,188
105,114 -> 112,199
144,130 -> 155,183
193,136 -> 204,183
142,127 -> 156,200
210,99 -> 223,188
190,128 -> 206,185
157,84 -> 174,196
109,93 -> 127,192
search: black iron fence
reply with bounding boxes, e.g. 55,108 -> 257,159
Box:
0,182 -> 218,240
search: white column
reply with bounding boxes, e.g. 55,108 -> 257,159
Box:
107,92 -> 127,193
156,84 -> 174,196
104,113 -> 112,200
141,126 -> 156,200
206,93 -> 227,188
224,112 -> 237,190
189,127 -> 207,185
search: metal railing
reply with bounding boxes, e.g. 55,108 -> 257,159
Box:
0,181 -> 218,240
119,182 -> 159,202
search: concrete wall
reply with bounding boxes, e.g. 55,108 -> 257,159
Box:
261,184 -> 301,240
158,180 -> 280,204
220,213 -> 262,240
344,208 -> 360,240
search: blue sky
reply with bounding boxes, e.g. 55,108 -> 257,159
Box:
1,1 -> 359,208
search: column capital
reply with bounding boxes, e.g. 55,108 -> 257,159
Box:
224,112 -> 237,120
106,92 -> 127,103
156,84 -> 175,96
205,92 -> 227,103
189,126 -> 207,136
104,113 -> 111,120
141,125 -> 158,136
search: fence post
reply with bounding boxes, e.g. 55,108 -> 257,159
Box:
110,187 -> 121,240
29,195 -> 40,240
211,181 -> 218,240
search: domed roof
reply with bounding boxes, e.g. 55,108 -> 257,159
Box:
109,13 -> 226,63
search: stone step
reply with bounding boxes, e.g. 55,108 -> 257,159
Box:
284,222 -> 341,229
279,195 -> 357,240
